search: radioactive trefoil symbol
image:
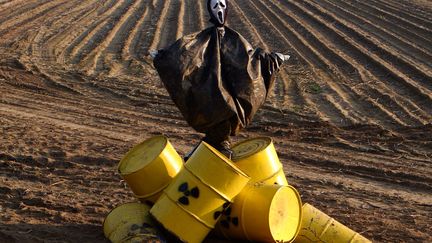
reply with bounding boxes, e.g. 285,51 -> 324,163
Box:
214,202 -> 239,228
178,182 -> 199,205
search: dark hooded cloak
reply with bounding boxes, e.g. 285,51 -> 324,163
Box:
153,26 -> 283,136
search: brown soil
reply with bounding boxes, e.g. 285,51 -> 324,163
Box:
0,0 -> 431,242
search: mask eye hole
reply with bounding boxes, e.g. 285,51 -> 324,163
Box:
213,3 -> 218,9
220,2 -> 225,8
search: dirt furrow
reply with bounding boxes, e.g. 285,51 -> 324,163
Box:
288,139 -> 431,169
54,0 -> 117,64
183,0 -> 203,35
96,0 -> 121,16
122,0 -> 153,60
249,0 -> 358,75
36,1 -> 101,49
1,74 -> 188,144
349,0 -> 432,39
260,117 -> 431,158
2,79 -> 183,125
245,0 -> 412,128
272,8 -> 381,125
0,156 -> 119,186
276,70 -> 310,113
89,0 -> 148,75
155,0 -> 182,50
147,0 -> 171,51
0,100 -> 190,156
197,0 -> 206,30
60,10 -> 114,62
287,161 -> 431,205
314,0 -> 432,68
279,145 -> 432,191
233,1 -> 311,67
128,0 -> 164,57
0,0 -> 19,9
0,104 -> 138,142
176,0 -> 185,38
275,0 -> 431,124
286,0 -> 432,123
5,65 -> 180,115
249,0 -> 422,128
68,0 -> 135,65
326,0 -> 432,55
323,94 -> 364,124
28,1 -> 96,64
305,1 -> 432,78
1,88 -> 186,133
0,160 -> 127,231
50,3 -> 104,65
300,0 -> 432,82
0,0 -> 50,25
370,0 -> 432,28
0,0 -> 67,42
380,0 -> 432,21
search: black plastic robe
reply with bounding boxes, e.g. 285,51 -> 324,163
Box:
154,26 -> 282,136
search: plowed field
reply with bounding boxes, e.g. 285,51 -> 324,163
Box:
1,0 -> 431,242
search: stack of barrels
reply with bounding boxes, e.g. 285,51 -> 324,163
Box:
103,135 -> 371,243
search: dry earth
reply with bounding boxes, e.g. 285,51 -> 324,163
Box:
0,0 -> 431,242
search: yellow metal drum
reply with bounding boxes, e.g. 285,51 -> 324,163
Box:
150,194 -> 212,243
231,137 -> 288,185
118,135 -> 183,204
150,142 -> 250,243
164,168 -> 228,225
185,142 -> 251,199
103,202 -> 160,243
216,184 -> 302,242
294,203 -> 371,243
266,167 -> 289,186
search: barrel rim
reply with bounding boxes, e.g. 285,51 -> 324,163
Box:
135,182 -> 170,199
178,166 -> 233,202
268,185 -> 302,242
103,202 -> 151,238
231,137 -> 273,161
199,141 -> 250,178
161,192 -> 215,229
259,166 -> 285,183
118,135 -> 168,176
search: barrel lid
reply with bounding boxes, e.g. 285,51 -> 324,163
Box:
269,185 -> 302,242
231,137 -> 272,161
118,135 -> 167,175
103,202 -> 151,238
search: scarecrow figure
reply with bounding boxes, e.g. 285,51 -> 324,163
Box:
151,0 -> 289,159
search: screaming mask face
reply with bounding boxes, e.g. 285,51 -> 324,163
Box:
208,0 -> 227,26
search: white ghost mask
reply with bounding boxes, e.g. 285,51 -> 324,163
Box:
209,0 -> 227,25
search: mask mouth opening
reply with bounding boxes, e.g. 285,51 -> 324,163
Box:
218,11 -> 224,24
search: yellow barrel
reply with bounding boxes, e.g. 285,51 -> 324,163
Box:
103,202 -> 161,243
216,184 -> 302,242
150,141 -> 250,243
267,168 -> 289,186
294,203 -> 372,243
231,137 -> 288,185
118,135 -> 183,204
